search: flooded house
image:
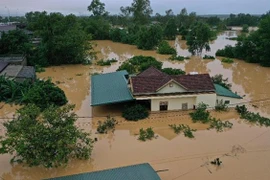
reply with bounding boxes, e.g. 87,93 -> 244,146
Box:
91,67 -> 242,111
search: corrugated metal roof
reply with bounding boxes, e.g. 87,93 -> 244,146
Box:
91,70 -> 134,106
17,66 -> 35,78
0,65 -> 23,77
0,62 -> 9,73
47,163 -> 161,180
214,84 -> 242,99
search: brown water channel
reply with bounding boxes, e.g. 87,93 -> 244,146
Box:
1,31 -> 270,180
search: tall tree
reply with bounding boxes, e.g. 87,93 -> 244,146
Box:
137,24 -> 163,50
186,22 -> 212,55
127,0 -> 153,25
0,104 -> 93,168
25,12 -> 93,66
0,29 -> 31,54
87,0 -> 108,17
164,18 -> 178,40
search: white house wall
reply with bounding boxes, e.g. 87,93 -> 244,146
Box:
157,82 -> 187,94
196,93 -> 216,108
217,96 -> 242,107
151,97 -> 196,111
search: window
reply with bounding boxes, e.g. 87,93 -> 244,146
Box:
224,100 -> 230,104
182,103 -> 188,110
160,101 -> 168,111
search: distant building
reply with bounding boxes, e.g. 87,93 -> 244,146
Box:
0,63 -> 35,82
0,55 -> 27,65
91,67 -> 242,111
0,24 -> 16,38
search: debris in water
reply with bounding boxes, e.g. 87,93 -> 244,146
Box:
211,158 -> 222,166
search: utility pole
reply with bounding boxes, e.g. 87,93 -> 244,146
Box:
5,6 -> 10,24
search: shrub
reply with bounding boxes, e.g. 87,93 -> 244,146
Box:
235,105 -> 270,127
189,103 -> 210,123
242,24 -> 249,33
216,45 -> 236,58
222,57 -> 234,64
169,55 -> 185,61
96,58 -> 117,66
203,55 -> 215,59
97,116 -> 117,134
138,127 -> 155,141
162,68 -> 186,75
169,124 -> 196,138
157,41 -> 176,55
117,56 -> 162,74
215,100 -> 228,111
23,79 -> 67,110
122,104 -> 149,121
0,76 -> 67,109
212,74 -> 232,90
208,118 -> 233,132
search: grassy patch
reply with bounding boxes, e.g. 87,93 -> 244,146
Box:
222,57 -> 234,64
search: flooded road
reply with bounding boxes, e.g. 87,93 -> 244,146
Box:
1,31 -> 270,180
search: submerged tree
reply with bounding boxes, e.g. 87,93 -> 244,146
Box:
136,24 -> 163,50
0,104 -> 93,168
186,22 -> 212,55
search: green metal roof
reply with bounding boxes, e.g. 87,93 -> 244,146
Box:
47,163 -> 161,180
214,84 -> 242,99
91,70 -> 134,106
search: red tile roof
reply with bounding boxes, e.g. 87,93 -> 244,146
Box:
131,67 -> 215,95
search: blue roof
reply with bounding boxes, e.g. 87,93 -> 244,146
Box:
47,163 -> 161,180
214,84 -> 242,99
91,70 -> 134,106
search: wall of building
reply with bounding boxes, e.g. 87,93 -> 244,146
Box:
216,96 -> 242,107
196,93 -> 217,108
151,96 -> 196,111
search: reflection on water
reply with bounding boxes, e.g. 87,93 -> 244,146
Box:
1,31 -> 270,180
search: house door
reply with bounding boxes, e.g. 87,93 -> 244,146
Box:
182,103 -> 188,110
160,101 -> 168,111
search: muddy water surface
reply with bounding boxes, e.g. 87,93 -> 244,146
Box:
1,31 -> 270,180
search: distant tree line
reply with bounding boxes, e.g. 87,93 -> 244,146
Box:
0,0 -> 269,67
216,15 -> 270,67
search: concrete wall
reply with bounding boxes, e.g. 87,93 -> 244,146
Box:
217,96 -> 242,107
157,82 -> 186,94
151,96 -> 196,111
196,93 -> 217,108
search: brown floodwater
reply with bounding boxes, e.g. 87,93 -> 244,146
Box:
1,31 -> 270,180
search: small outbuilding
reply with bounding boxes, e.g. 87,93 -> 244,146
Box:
46,163 -> 161,180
